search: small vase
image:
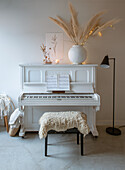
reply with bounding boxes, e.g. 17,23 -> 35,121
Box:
68,45 -> 87,64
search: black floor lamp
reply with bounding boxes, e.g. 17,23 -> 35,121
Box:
100,55 -> 121,136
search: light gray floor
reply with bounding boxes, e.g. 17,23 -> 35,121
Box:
0,126 -> 125,170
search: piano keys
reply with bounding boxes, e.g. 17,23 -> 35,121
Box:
19,93 -> 100,108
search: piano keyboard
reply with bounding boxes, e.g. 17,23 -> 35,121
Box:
23,95 -> 92,99
19,93 -> 100,106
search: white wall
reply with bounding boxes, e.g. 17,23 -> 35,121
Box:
0,0 -> 125,125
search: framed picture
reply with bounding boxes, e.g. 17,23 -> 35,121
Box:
46,32 -> 63,63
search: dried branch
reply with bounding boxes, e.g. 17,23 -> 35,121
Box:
69,2 -> 79,39
93,18 -> 121,35
48,2 -> 120,45
49,17 -> 77,44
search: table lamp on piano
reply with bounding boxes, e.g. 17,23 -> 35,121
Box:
100,55 -> 121,136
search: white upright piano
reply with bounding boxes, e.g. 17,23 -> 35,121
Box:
18,64 -> 100,137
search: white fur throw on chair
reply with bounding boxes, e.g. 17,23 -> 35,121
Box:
39,111 -> 89,139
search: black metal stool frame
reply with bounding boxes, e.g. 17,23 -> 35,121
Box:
45,130 -> 84,156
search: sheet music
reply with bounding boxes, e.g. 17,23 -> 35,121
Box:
46,74 -> 70,91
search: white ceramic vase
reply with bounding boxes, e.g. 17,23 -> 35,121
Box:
68,45 -> 87,64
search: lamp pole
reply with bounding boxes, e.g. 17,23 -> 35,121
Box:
106,58 -> 121,135
110,58 -> 115,131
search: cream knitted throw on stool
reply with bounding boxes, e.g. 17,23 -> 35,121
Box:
39,111 -> 89,139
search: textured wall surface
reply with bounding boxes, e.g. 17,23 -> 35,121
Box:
0,0 -> 125,125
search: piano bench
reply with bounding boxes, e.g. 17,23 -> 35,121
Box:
39,111 -> 90,156
45,130 -> 84,156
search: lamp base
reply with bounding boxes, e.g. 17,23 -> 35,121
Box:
106,127 -> 121,136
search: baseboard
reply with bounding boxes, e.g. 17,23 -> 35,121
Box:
97,120 -> 125,126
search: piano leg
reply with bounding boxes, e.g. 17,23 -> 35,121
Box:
87,107 -> 99,137
91,127 -> 99,137
19,107 -> 25,137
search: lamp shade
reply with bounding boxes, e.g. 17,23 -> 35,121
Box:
100,55 -> 110,68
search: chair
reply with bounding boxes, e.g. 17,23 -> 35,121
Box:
0,94 -> 15,132
39,111 -> 89,156
45,130 -> 84,156
4,115 -> 9,132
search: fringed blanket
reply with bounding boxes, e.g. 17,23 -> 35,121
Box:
39,111 -> 89,139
